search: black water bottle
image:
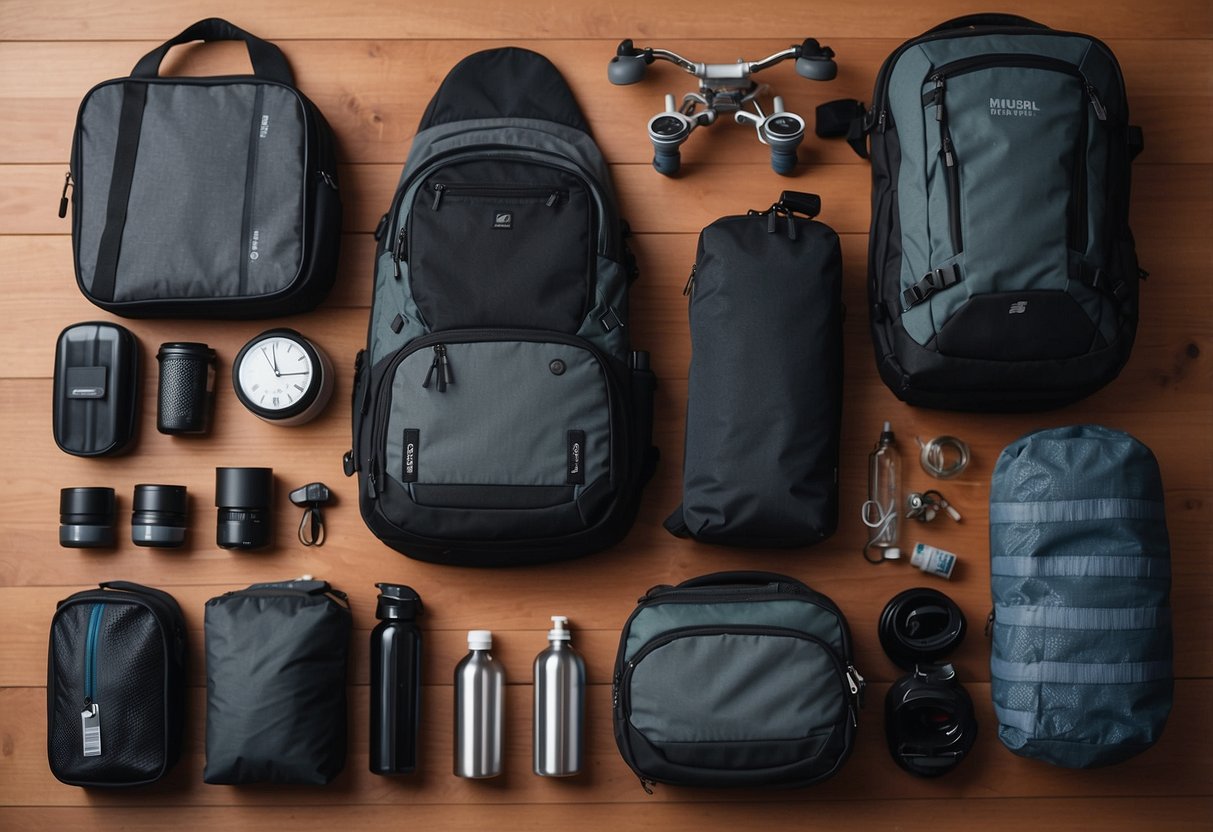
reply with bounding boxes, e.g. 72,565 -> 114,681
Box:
370,583 -> 423,775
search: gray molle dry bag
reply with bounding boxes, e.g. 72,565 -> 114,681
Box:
989,425 -> 1172,767
347,47 -> 658,566
613,572 -> 863,788
66,18 -> 342,318
837,14 -> 1145,411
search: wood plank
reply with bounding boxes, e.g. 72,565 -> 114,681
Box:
3,231 -> 1210,383
0,38 -> 1207,165
9,800 -> 1213,832
0,683 -> 1209,806
3,798 -> 1211,832
2,0 -> 1208,40
2,162 -> 1210,239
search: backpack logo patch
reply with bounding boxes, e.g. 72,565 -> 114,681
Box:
1009,300 -> 1029,315
989,98 -> 1040,117
492,211 -> 513,229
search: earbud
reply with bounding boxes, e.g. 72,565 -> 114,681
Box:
795,39 -> 838,81
608,39 -> 649,85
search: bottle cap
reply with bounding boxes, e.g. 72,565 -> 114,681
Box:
884,546 -> 902,561
375,583 -> 422,620
548,615 -> 572,641
880,419 -> 895,443
468,629 -> 492,650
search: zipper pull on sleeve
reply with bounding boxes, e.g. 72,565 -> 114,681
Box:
933,77 -> 945,121
546,191 -> 559,208
682,264 -> 697,296
1086,84 -> 1108,121
942,134 -> 955,167
58,172 -> 73,219
431,183 -> 446,210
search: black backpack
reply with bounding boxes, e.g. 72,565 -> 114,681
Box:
346,48 -> 658,566
831,14 -> 1145,410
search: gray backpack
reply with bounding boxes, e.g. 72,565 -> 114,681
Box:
989,425 -> 1172,767
346,47 -> 658,566
833,14 -> 1145,410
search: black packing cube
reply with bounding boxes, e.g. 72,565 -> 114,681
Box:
665,192 -> 843,546
613,571 -> 863,787
67,18 -> 341,318
203,578 -> 351,784
47,581 -> 187,787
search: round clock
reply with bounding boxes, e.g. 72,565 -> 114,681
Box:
232,328 -> 335,426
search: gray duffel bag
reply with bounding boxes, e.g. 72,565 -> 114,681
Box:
989,425 -> 1172,767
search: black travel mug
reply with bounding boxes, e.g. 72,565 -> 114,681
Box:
370,584 -> 423,775
156,342 -> 216,435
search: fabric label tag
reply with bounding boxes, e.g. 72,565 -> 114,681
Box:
402,429 -> 419,483
492,210 -> 513,229
81,704 -> 101,757
567,430 -> 585,485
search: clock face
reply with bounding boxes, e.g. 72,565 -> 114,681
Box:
236,333 -> 316,415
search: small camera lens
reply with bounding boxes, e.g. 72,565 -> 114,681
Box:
649,115 -> 687,138
131,484 -> 188,548
215,467 -> 274,550
765,115 -> 803,139
59,487 -> 116,549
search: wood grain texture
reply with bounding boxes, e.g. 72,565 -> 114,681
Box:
1,0 -> 1210,829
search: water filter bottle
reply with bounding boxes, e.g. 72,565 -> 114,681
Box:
369,583 -> 422,775
454,629 -> 505,778
533,616 -> 586,777
862,421 -> 901,562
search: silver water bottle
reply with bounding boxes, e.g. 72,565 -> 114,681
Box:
533,615 -> 585,776
454,629 -> 505,778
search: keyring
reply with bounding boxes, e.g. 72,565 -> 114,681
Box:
916,435 -> 970,479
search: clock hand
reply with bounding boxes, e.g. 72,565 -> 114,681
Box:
260,346 -> 278,376
271,342 -> 281,375
276,372 -> 311,377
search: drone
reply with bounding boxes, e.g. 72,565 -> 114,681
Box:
607,39 -> 838,175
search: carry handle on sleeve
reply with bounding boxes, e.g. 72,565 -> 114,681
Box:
925,13 -> 1048,34
99,580 -> 184,616
677,571 -> 800,590
131,18 -> 294,85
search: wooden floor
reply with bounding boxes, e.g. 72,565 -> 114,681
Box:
1,1 -> 1210,829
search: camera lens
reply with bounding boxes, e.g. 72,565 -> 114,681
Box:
215,467 -> 274,550
765,115 -> 804,139
131,484 -> 188,548
650,115 -> 686,138
60,487 -> 116,548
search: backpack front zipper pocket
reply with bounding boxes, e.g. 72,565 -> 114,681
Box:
406,159 -> 595,332
365,329 -> 622,542
923,54 -> 1107,264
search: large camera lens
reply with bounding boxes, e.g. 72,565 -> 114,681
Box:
215,467 -> 274,550
59,487 -> 116,548
649,115 -> 687,139
132,484 -> 188,548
